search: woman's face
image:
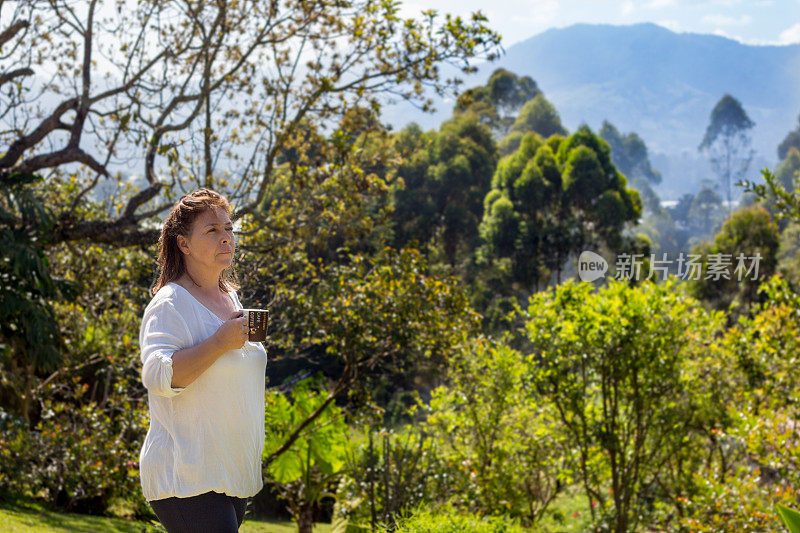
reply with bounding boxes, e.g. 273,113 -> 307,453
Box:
177,206 -> 235,272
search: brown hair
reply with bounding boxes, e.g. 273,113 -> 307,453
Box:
149,188 -> 241,297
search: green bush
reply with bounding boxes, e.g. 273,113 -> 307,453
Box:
419,337 -> 565,527
0,235 -> 157,517
521,277 -> 726,532
332,424 -> 453,532
0,398 -> 149,516
680,409 -> 798,532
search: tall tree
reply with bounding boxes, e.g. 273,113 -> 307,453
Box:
454,68 -> 540,138
389,113 -> 498,268
688,186 -> 724,238
508,94 -> 568,139
698,94 -> 755,216
478,125 -> 642,292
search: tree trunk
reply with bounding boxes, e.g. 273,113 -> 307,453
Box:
297,503 -> 314,533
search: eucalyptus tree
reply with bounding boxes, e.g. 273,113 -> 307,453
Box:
479,126 -> 642,291
699,94 -> 755,216
453,68 -> 540,138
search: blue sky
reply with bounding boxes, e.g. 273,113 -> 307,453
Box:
400,0 -> 800,47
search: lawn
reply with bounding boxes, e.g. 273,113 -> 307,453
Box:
536,487 -> 593,533
0,486 -> 592,532
0,493 -> 333,533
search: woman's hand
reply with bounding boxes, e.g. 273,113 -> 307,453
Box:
213,310 -> 248,352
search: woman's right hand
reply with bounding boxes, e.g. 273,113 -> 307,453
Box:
214,310 -> 248,352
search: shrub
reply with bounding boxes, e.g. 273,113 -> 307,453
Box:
419,337 -> 566,527
521,277 -> 725,532
0,398 -> 148,515
332,423 -> 453,532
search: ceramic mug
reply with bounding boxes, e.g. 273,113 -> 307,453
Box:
242,309 -> 269,342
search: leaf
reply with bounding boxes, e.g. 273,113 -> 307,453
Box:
776,504 -> 800,533
269,450 -> 303,483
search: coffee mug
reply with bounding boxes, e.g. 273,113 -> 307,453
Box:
242,308 -> 269,342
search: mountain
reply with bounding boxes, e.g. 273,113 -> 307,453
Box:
380,23 -> 800,200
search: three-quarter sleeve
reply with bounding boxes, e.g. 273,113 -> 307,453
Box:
140,298 -> 192,398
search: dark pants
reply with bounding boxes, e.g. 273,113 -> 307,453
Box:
149,490 -> 250,532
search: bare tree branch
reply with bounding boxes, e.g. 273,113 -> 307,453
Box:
0,19 -> 27,48
0,67 -> 33,87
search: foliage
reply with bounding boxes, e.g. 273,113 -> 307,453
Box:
241,114 -> 396,265
777,220 -> 800,283
393,501 -> 527,533
775,148 -> 800,193
270,245 -> 480,408
751,148 -> 800,234
231,110 -> 481,417
477,125 -> 642,294
680,275 -> 800,531
599,122 -> 661,186
0,176 -> 158,515
722,275 -> 800,414
687,186 -> 725,239
389,113 -> 499,268
454,68 -> 541,138
520,277 -> 723,532
264,374 -> 349,533
332,425 -> 448,532
0,172 -> 80,423
497,131 -> 524,157
680,409 -> 799,532
508,94 -> 568,139
0,399 -> 148,517
419,337 -> 566,528
778,114 -> 800,161
740,167 -> 800,229
599,121 -> 662,214
689,205 -> 779,314
777,503 -> 800,533
699,94 -> 755,150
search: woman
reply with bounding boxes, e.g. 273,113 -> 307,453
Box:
138,188 -> 267,532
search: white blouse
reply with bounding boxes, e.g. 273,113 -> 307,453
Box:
138,281 -> 267,501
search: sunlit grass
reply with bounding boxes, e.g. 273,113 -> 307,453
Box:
536,486 -> 593,533
0,493 -> 333,533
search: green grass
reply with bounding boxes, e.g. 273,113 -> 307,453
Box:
0,485 -> 590,532
0,493 -> 333,533
535,486 -> 593,533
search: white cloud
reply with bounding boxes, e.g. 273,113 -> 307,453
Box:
646,0 -> 676,8
621,0 -> 635,15
778,22 -> 800,44
702,13 -> 752,26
